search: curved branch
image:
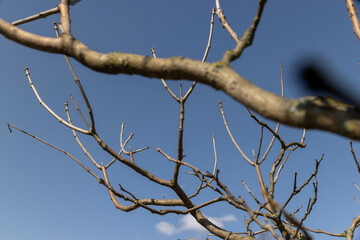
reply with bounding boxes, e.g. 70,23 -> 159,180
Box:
1,19 -> 360,139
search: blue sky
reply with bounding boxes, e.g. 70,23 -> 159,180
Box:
1,0 -> 360,240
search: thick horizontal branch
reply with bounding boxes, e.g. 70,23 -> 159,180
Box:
1,19 -> 360,139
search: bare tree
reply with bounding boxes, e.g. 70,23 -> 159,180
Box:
2,0 -> 360,139
3,0 -> 360,239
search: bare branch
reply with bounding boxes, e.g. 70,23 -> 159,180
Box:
255,126 -> 264,163
215,0 -> 240,43
346,0 -> 360,41
2,17 -> 360,139
350,141 -> 360,173
212,133 -> 218,176
92,132 -> 171,187
274,150 -> 292,183
348,190 -> 360,205
293,178 -> 318,238
65,101 -> 101,169
151,48 -> 180,102
54,22 -> 95,132
303,227 -> 346,237
69,93 -> 90,128
281,155 -> 323,212
7,123 -> 99,180
241,180 -> 261,205
25,67 -> 90,135
346,214 -> 360,239
59,0 -> 71,34
183,8 -> 215,100
259,63 -> 285,164
222,0 -> 267,63
12,7 -> 60,26
354,182 -> 360,192
219,100 -> 254,166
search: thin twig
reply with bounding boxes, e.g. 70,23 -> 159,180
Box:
215,0 -> 240,43
183,8 -> 216,100
65,101 -> 101,169
354,182 -> 360,192
119,122 -> 149,155
172,98 -> 185,183
12,7 -> 60,26
219,100 -> 254,166
350,141 -> 360,173
293,178 -> 318,238
69,93 -> 90,128
259,63 -> 286,164
302,227 -> 345,237
221,0 -> 267,63
348,190 -> 360,205
255,126 -> 264,163
7,123 -> 99,180
54,22 -> 95,132
274,150 -> 292,183
24,67 -> 90,135
212,133 -> 218,176
241,180 -> 261,205
281,155 -> 323,212
270,200 -> 312,240
290,205 -> 303,217
151,48 -> 180,102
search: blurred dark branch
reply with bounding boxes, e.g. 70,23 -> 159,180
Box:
299,64 -> 360,105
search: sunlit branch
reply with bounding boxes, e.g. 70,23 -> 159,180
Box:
221,0 -> 267,63
212,133 -> 218,176
348,190 -> 360,205
2,15 -> 360,139
183,7 -> 216,100
302,227 -> 346,237
65,101 -> 101,169
172,96 -> 185,183
219,100 -> 254,166
241,180 -> 261,205
215,0 -> 240,43
354,182 -> 360,192
346,0 -> 360,41
274,150 -> 291,183
258,64 -> 286,164
346,214 -> 360,239
12,7 -> 60,26
92,132 -> 170,187
151,48 -> 179,102
118,122 -> 149,156
59,0 -> 71,34
25,67 -> 90,135
54,22 -> 95,131
69,93 -> 90,128
290,205 -> 303,217
7,123 -> 99,180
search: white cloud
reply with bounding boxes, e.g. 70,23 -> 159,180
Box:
155,221 -> 176,235
155,214 -> 237,235
179,214 -> 206,232
208,214 -> 237,228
